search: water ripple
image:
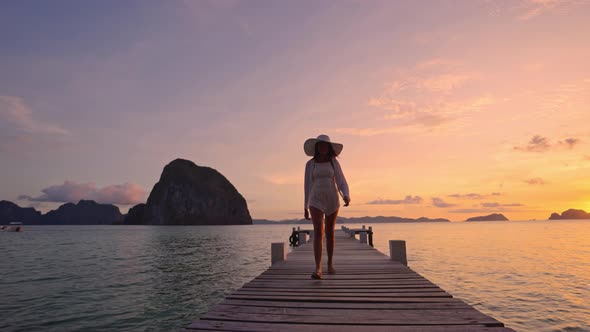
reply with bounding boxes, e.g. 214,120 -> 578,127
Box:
0,221 -> 589,331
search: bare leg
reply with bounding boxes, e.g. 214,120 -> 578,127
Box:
325,208 -> 338,273
310,206 -> 325,276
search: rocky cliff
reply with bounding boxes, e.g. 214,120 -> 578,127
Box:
0,200 -> 42,224
137,159 -> 252,225
123,203 -> 146,225
548,209 -> 590,220
42,200 -> 123,225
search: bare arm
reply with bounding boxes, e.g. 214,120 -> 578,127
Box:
333,158 -> 350,200
304,159 -> 311,210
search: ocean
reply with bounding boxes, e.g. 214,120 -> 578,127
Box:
1,221 -> 588,331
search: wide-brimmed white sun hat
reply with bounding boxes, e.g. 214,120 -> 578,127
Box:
304,134 -> 343,156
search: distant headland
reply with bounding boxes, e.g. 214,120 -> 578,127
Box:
548,209 -> 590,220
0,199 -> 123,225
254,216 -> 450,224
465,213 -> 509,222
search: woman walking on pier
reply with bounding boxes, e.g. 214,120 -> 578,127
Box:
303,134 -> 351,279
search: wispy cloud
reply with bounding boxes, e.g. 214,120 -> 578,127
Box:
514,135 -> 551,152
516,0 -> 588,20
518,0 -> 562,20
558,138 -> 581,149
0,96 -> 69,150
484,0 -> 588,21
432,197 -> 456,208
524,177 -> 545,185
514,135 -> 582,152
261,174 -> 300,185
19,181 -> 147,205
367,195 -> 423,205
481,202 -> 524,207
448,192 -> 502,199
337,94 -> 495,137
332,126 -> 408,137
347,60 -> 495,136
448,208 -> 500,214
420,74 -> 473,93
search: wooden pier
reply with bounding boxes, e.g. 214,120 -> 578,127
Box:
187,228 -> 514,331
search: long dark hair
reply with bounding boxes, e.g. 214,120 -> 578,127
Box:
313,142 -> 338,162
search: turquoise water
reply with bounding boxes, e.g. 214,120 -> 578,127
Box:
1,221 -> 589,331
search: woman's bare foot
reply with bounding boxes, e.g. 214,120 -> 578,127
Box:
311,271 -> 323,279
328,265 -> 336,274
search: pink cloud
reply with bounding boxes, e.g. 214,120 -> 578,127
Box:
515,0 -> 587,20
481,202 -> 524,207
0,96 -> 69,136
367,195 -> 423,205
419,74 -> 472,93
0,95 -> 69,152
524,177 -> 545,185
514,135 -> 551,152
19,180 -> 147,205
432,197 -> 456,208
448,192 -> 502,199
514,135 -> 582,152
360,60 -> 491,135
558,138 -> 580,149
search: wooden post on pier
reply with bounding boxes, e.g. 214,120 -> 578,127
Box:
270,242 -> 286,265
389,240 -> 408,266
359,225 -> 368,244
299,232 -> 307,245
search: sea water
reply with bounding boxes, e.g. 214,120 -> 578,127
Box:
1,221 -> 588,331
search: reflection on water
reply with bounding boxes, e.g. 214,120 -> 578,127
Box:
0,221 -> 588,331
370,220 -> 590,332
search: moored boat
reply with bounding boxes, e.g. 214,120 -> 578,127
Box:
1,221 -> 23,232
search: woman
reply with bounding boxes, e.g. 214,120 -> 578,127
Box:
303,134 -> 351,279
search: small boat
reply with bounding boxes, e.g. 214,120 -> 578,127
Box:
1,222 -> 23,232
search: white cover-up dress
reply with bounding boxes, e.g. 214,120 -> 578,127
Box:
304,158 -> 350,216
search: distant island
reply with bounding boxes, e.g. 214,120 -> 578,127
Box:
465,213 -> 509,222
548,209 -> 590,220
254,216 -> 450,224
1,158 -> 252,226
0,199 -> 123,225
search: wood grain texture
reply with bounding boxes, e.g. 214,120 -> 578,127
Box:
187,229 -> 514,331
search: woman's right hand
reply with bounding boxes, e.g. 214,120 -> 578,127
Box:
304,209 -> 311,220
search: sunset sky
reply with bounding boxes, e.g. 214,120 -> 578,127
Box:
1,0 -> 589,221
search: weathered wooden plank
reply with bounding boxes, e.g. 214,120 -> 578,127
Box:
236,288 -> 445,294
226,295 -> 455,302
260,272 -> 419,277
188,320 -> 515,332
253,274 -> 425,280
201,308 -> 504,326
217,299 -> 472,310
244,280 -> 438,287
243,285 -> 441,291
233,289 -> 450,296
247,278 -> 435,283
187,230 -> 512,331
